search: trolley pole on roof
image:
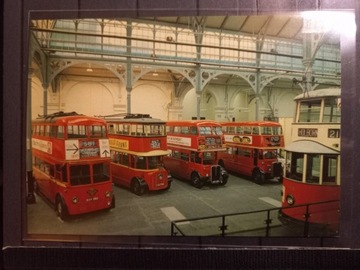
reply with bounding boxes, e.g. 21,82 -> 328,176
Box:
26,68 -> 36,204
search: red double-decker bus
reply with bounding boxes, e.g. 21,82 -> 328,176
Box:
31,111 -> 115,220
103,114 -> 172,196
163,120 -> 229,188
218,121 -> 284,184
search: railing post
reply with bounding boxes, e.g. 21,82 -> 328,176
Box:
303,205 -> 310,237
264,210 -> 272,237
171,222 -> 177,236
218,215 -> 228,236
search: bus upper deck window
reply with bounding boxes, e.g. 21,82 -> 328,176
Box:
261,127 -> 272,135
57,126 -> 64,138
236,127 -> 243,134
244,127 -> 251,134
181,126 -> 189,134
91,125 -> 106,138
214,126 -> 223,135
190,126 -> 197,135
108,124 -> 115,134
68,125 -> 87,138
49,126 -> 57,137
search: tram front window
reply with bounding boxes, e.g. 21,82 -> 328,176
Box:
298,100 -> 321,123
286,152 -> 304,181
323,98 -> 341,123
306,154 -> 320,184
322,155 -> 338,184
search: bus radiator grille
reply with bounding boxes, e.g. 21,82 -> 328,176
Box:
211,166 -> 221,180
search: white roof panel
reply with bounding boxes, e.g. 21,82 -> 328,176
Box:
285,140 -> 339,154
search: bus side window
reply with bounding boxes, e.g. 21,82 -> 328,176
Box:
243,149 -> 251,157
56,164 -> 67,182
121,153 -> 129,166
190,126 -> 197,135
181,152 -> 189,161
181,126 -> 189,134
191,152 -> 201,164
45,125 -> 50,137
57,126 -> 64,138
172,150 -> 180,159
236,127 -> 243,134
109,124 -> 115,134
49,164 -> 55,177
244,127 -> 251,134
136,157 -> 146,169
252,127 -> 259,134
50,126 -> 57,137
130,155 -> 136,168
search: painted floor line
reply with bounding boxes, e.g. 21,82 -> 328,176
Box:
258,197 -> 282,207
161,206 -> 190,225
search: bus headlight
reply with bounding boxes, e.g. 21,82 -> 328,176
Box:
286,194 -> 295,205
72,196 -> 79,204
105,191 -> 111,198
158,173 -> 163,180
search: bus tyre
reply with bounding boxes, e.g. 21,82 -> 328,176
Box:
56,196 -> 69,221
253,169 -> 265,185
131,178 -> 146,196
111,196 -> 116,209
191,173 -> 204,189
220,175 -> 228,186
165,181 -> 171,190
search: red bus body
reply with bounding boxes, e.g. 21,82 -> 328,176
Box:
32,112 -> 114,220
218,121 -> 284,184
279,88 -> 341,234
104,114 -> 172,195
163,120 -> 229,188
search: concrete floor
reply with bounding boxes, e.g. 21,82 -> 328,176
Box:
27,173 -> 289,237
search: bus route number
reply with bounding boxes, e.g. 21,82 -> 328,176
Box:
328,129 -> 340,138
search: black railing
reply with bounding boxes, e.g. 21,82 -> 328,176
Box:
170,200 -> 339,237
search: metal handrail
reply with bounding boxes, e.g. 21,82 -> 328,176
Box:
170,199 -> 339,237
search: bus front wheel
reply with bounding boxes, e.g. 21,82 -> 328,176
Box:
220,175 -> 228,186
191,173 -> 204,188
252,169 -> 265,185
131,178 -> 146,196
55,196 -> 69,220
